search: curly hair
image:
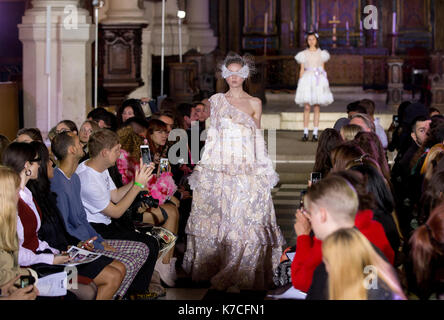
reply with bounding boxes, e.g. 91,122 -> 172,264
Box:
117,126 -> 144,160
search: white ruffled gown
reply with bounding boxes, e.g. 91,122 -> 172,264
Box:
295,48 -> 334,107
182,93 -> 285,291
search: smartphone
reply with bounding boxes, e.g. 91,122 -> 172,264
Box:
310,172 -> 322,184
159,158 -> 169,174
393,115 -> 399,127
19,275 -> 35,288
140,145 -> 152,165
299,190 -> 307,209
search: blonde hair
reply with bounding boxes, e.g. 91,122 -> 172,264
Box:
306,175 -> 359,224
0,166 -> 20,252
421,143 -> 444,178
340,124 -> 362,141
323,228 -> 406,300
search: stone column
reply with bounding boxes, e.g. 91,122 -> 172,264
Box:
147,0 -> 190,56
127,1 -> 155,100
99,0 -> 148,105
100,0 -> 146,25
18,0 -> 94,135
386,57 -> 404,110
186,0 -> 217,54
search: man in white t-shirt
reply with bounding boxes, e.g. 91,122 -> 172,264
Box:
75,129 -> 165,295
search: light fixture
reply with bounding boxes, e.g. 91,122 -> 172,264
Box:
177,10 -> 186,19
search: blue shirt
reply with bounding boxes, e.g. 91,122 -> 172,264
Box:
50,168 -> 105,250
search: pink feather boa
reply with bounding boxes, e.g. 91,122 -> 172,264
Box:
147,172 -> 177,205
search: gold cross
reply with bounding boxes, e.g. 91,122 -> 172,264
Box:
328,15 -> 341,26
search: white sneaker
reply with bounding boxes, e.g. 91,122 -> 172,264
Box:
155,258 -> 177,287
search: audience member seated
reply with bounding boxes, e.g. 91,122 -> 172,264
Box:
55,120 -> 78,135
358,99 -> 388,149
348,158 -> 401,255
322,228 -> 405,300
27,141 -> 127,300
88,108 -> 117,131
353,131 -> 391,183
153,110 -> 176,134
409,203 -> 444,300
418,170 -> 444,227
391,115 -> 431,235
2,142 -> 105,300
143,120 -> 181,284
117,99 -> 147,129
176,103 -> 199,131
50,132 -> 161,299
420,144 -> 444,187
79,120 -> 100,161
0,166 -> 39,300
330,142 -> 366,173
409,119 -> 444,226
192,101 -> 209,130
349,113 -> 376,134
296,175 -> 397,299
387,101 -> 412,154
340,124 -> 362,141
74,129 -> 164,291
332,117 -> 350,132
346,101 -> 367,119
16,128 -> 43,143
291,171 -> 394,294
122,117 -> 150,139
312,128 -> 343,179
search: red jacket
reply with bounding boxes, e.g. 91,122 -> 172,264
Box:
291,209 -> 395,293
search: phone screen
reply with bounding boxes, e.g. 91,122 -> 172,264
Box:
20,276 -> 35,288
299,190 -> 307,209
310,172 -> 322,184
160,158 -> 169,174
141,145 -> 152,165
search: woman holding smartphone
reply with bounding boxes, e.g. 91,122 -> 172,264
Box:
116,123 -> 180,287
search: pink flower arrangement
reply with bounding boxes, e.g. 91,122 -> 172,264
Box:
147,172 -> 177,205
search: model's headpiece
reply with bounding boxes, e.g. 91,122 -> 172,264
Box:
218,52 -> 256,80
221,65 -> 250,79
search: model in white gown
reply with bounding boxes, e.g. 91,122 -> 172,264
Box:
182,54 -> 285,291
295,48 -> 334,107
295,33 -> 334,141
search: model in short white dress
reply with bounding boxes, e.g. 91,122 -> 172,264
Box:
294,48 -> 334,107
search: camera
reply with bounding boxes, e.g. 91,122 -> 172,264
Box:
137,191 -> 159,208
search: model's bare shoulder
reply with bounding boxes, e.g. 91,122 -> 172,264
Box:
249,97 -> 262,112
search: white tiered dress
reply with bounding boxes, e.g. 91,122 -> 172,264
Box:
182,93 -> 285,291
295,48 -> 334,107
